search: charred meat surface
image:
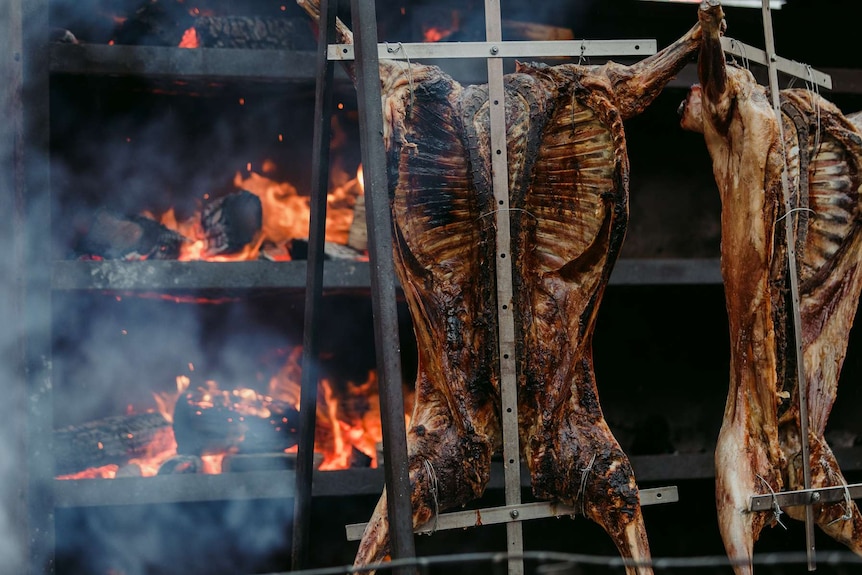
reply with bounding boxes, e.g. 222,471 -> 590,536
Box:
679,1 -> 862,571
298,1 -> 703,572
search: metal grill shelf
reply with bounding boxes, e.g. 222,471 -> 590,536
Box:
51,258 -> 722,292
50,447 -> 862,508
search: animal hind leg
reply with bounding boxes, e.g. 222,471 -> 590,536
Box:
353,392 -> 498,571
526,377 -> 652,575
783,433 -> 862,555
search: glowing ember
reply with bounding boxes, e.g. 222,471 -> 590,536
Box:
179,27 -> 200,49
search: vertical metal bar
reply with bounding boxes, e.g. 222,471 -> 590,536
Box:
349,0 -> 417,571
483,2 -> 524,574
291,0 -> 337,568
21,0 -> 54,573
761,1 -> 815,570
2,0 -> 28,573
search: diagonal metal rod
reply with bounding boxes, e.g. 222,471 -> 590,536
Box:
761,0 -> 815,570
291,0 -> 338,568
350,0 -> 417,572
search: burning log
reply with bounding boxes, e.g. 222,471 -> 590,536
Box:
191,16 -> 316,50
54,412 -> 172,476
111,1 -> 315,49
78,208 -> 184,260
157,455 -> 205,475
172,388 -> 300,456
112,0 -> 195,47
201,190 -> 263,257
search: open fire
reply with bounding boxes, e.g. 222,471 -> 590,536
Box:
55,343 -> 409,480
79,160 -> 365,263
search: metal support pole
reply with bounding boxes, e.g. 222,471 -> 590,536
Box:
761,0 -> 815,570
483,2 -> 524,574
291,0 -> 338,568
349,0 -> 417,571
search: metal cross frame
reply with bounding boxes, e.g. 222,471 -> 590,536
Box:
296,2 -> 689,574
742,1 -> 845,572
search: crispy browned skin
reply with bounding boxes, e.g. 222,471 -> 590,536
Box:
297,1 -> 701,572
679,2 -> 862,571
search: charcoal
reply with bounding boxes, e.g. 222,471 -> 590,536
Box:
193,16 -> 316,50
172,389 -> 300,456
201,190 -> 262,256
157,455 -> 204,475
54,412 -> 172,475
78,209 -> 184,260
111,0 -> 194,46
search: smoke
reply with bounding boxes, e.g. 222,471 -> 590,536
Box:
0,3 -> 331,573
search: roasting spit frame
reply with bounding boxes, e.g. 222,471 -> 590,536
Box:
301,3 -> 686,575
743,1 -> 839,572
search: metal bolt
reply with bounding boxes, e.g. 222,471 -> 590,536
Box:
811,491 -> 821,502
490,46 -> 499,55
510,509 -> 519,519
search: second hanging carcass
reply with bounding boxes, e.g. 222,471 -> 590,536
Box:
679,1 -> 862,572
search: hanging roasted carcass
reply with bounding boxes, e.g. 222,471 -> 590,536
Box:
297,1 -> 705,572
678,1 -> 862,572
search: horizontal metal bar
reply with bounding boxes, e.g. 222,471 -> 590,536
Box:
51,258 -> 724,291
51,44 -> 353,83
346,486 -> 678,541
750,483 -> 862,512
643,0 -> 786,8
329,40 -> 657,61
721,36 -> 832,89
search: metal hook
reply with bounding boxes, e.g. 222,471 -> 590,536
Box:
756,474 -> 787,530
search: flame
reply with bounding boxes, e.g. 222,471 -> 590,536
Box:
126,427 -> 179,476
57,343 -> 406,478
179,27 -> 200,49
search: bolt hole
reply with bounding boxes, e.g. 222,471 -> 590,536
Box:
507,408 -> 512,413
502,304 -> 508,310
500,253 -> 506,259
635,44 -> 640,50
342,48 -> 348,53
496,149 -> 502,155
656,493 -> 662,499
509,459 -> 515,464
494,99 -> 499,105
503,353 -> 509,359
499,200 -> 504,205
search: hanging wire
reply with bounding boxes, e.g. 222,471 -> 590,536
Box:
729,38 -> 750,71
776,206 -> 815,223
756,474 -> 787,530
385,41 -> 415,115
576,453 -> 597,517
422,458 -> 440,535
827,481 -> 855,526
